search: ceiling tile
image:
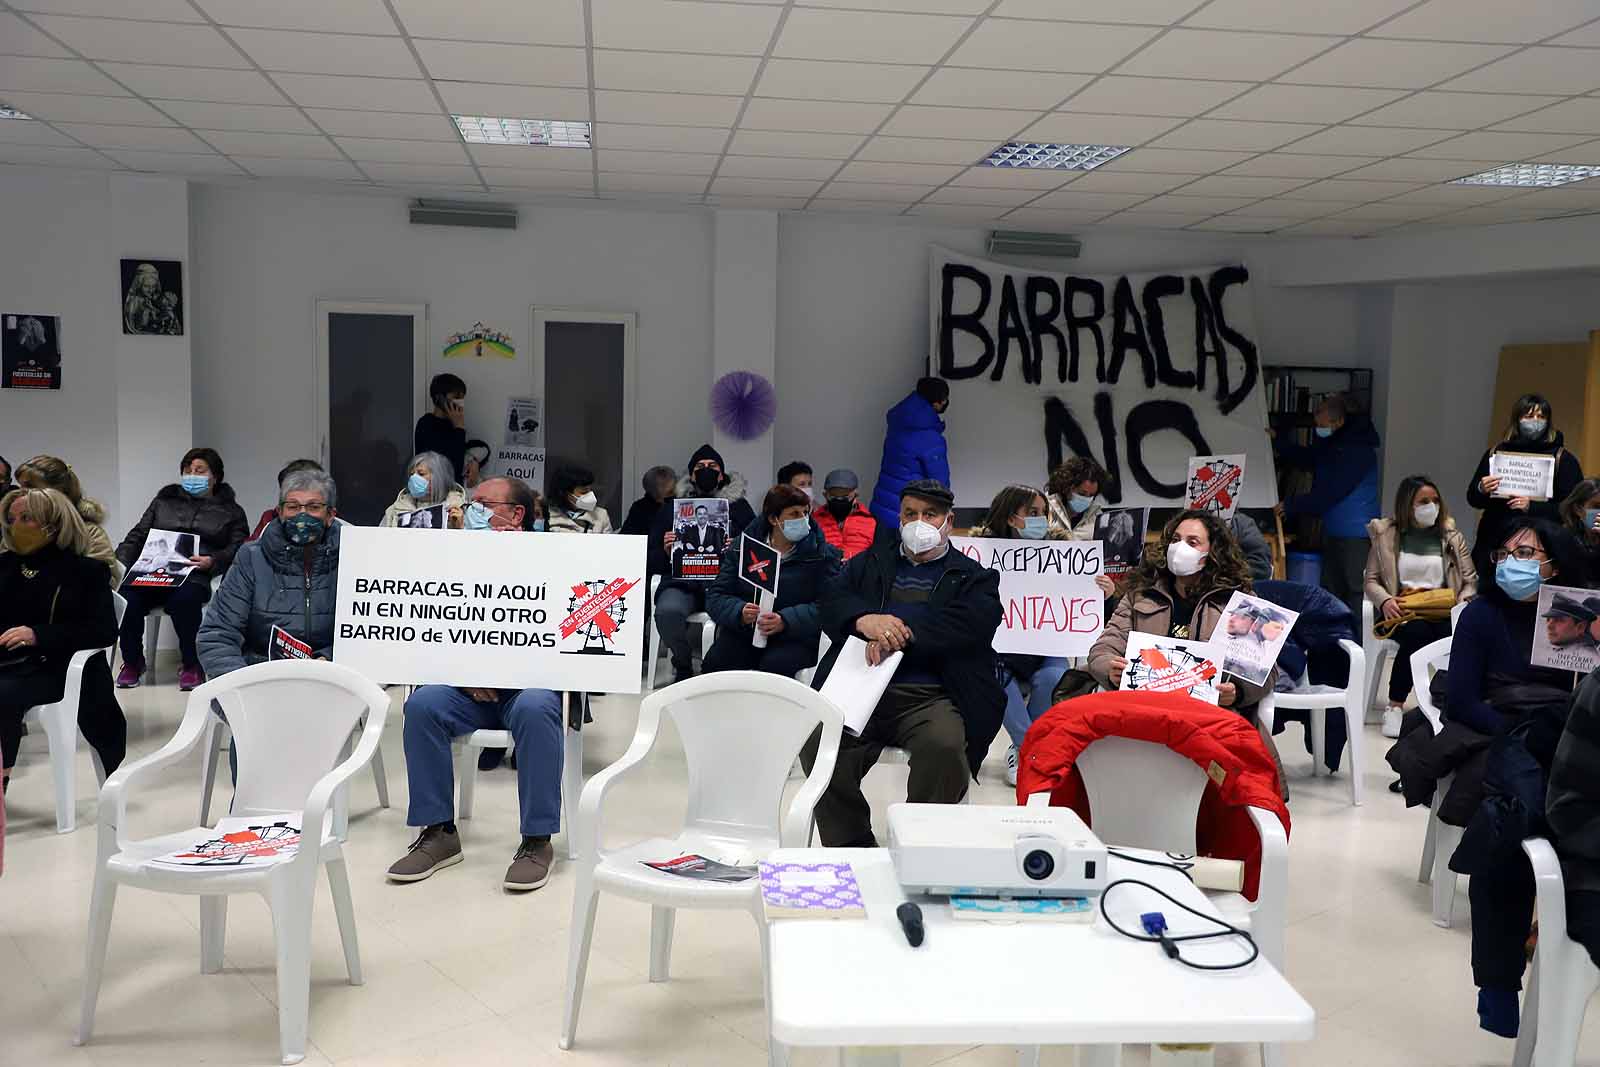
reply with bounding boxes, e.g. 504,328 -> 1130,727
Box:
1381,184 -> 1522,206
909,204 -> 1013,223
227,28 -> 422,77
159,100 -> 316,133
1064,169 -> 1191,193
336,137 -> 470,163
1108,146 -> 1254,173
233,156 -> 364,178
923,184 -> 1052,207
1375,0 -> 1598,43
194,0 -> 398,34
1059,76 -> 1252,118
97,63 -> 284,105
106,148 -> 243,173
717,154 -> 841,179
1018,112 -> 1183,145
0,117 -> 75,144
953,164 -> 1093,188
392,0 -> 586,45
1526,139 -> 1600,163
1224,153 -> 1375,178
600,172 -> 706,193
273,74 -> 439,112
1189,216 -> 1289,232
742,97 -> 894,134
417,41 -> 589,87
1353,91 -> 1560,130
834,159 -> 963,183
200,129 -> 340,158
755,59 -> 928,104
946,19 -> 1156,74
1118,29 -> 1335,81
1140,193 -> 1257,213
1224,198 -> 1338,218
438,84 -> 590,120
1550,22 -> 1600,45
10,0 -> 202,18
776,8 -> 971,65
591,0 -> 779,54
595,148 -> 717,174
1409,130 -> 1591,160
710,175 -> 824,196
1097,210 -> 1203,229
992,0 -> 1208,21
1152,119 -> 1324,152
1211,85 -> 1406,124
815,180 -> 936,200
0,56 -> 128,94
1277,219 -> 1381,235
595,90 -> 740,127
877,104 -> 1037,139
0,12 -> 70,56
1289,125 -> 1455,156
51,121 -> 207,151
0,142 -> 117,167
30,15 -> 247,67
1282,40 -> 1514,89
911,68 -> 1087,110
1003,206 -> 1115,227
797,0 -> 988,11
362,162 -> 480,183
1493,97 -> 1600,135
0,90 -> 171,124
855,135 -> 991,163
728,129 -> 864,157
1337,157 -> 1498,181
480,166 -> 592,188
305,109 -> 457,140
1279,178 -> 1420,201
467,143 -> 593,169
1328,201 -> 1447,221
595,122 -> 731,152
1030,188 -> 1157,209
1183,0 -> 1415,34
1177,174 -> 1312,197
1439,47 -> 1600,94
593,50 -> 756,95
705,194 -> 811,211
808,199 -> 916,214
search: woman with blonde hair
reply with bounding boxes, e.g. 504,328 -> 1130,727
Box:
0,487 -> 125,789
14,454 -> 121,585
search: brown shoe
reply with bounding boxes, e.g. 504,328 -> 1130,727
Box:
504,837 -> 553,892
386,824 -> 463,883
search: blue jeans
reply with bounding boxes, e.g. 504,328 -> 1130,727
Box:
403,685 -> 563,837
1001,657 -> 1070,748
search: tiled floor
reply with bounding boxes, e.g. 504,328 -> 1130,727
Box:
5,669 -> 1600,1067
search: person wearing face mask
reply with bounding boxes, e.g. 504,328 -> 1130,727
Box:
1558,477 -> 1600,578
869,377 -> 952,528
801,479 -> 1004,848
777,460 -> 814,504
113,447 -> 249,691
1364,474 -> 1477,737
1467,393 -> 1585,547
381,451 -> 466,529
702,483 -> 842,677
0,487 -> 125,792
546,464 -> 613,535
1044,456 -> 1109,540
813,468 -> 879,560
647,444 -> 755,682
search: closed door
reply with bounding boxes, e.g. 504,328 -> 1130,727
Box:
536,311 -> 636,522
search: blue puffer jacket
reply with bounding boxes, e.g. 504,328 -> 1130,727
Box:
198,518 -> 341,677
870,391 -> 951,527
1278,417 -> 1381,539
705,517 -> 843,642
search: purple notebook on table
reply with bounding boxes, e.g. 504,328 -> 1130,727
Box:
758,861 -> 867,920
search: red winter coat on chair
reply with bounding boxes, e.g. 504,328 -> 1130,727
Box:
1016,690 -> 1290,900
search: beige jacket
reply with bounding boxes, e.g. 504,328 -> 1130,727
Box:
1363,516 -> 1476,610
380,486 -> 466,528
1045,492 -> 1100,541
549,505 -> 613,535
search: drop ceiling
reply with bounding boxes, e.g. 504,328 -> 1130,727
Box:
2,0 -> 1600,237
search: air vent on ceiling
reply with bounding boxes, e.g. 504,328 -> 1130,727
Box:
987,230 -> 1082,259
409,199 -> 518,230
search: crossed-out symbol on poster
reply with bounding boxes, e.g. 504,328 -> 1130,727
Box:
746,549 -> 773,585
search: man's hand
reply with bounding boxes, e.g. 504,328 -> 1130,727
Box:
1381,597 -> 1404,621
865,639 -> 892,667
740,602 -> 760,625
1095,574 -> 1115,598
448,397 -> 466,429
757,612 -> 785,637
0,626 -> 37,650
856,613 -> 912,651
1217,681 -> 1237,707
1107,655 -> 1127,687
1509,496 -> 1531,512
188,555 -> 214,571
1480,474 -> 1502,495
464,687 -> 499,703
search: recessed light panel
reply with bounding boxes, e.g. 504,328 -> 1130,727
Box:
981,142 -> 1130,171
1450,162 -> 1600,188
453,115 -> 592,149
0,105 -> 34,121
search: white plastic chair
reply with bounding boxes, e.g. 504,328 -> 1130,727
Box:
21,592 -> 125,833
139,575 -> 217,684
1409,635 -> 1464,928
76,660 -> 390,1066
559,671 -> 842,1063
200,707 -> 390,828
643,573 -> 715,692
1361,598 -> 1399,715
1257,638 -> 1368,805
1511,838 -> 1600,1067
452,690 -> 587,860
1028,736 -> 1289,1067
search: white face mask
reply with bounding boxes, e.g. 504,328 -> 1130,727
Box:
1166,539 -> 1207,577
1413,502 -> 1440,528
572,491 -> 597,512
900,516 -> 947,555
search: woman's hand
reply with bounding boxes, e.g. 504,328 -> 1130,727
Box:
662,531 -> 676,552
740,602 -> 760,625
0,626 -> 37,650
1480,474 -> 1502,495
1508,496 -> 1531,512
447,505 -> 463,530
464,687 -> 499,703
1217,681 -> 1237,707
757,612 -> 785,637
1107,655 -> 1127,687
1095,574 -> 1116,598
188,555 -> 213,572
1381,597 -> 1403,621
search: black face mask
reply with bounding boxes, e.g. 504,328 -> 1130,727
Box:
826,497 -> 853,522
692,467 -> 721,494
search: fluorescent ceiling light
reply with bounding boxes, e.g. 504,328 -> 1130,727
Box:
453,115 -> 591,148
981,141 -> 1129,171
0,105 -> 33,120
1450,162 -> 1600,188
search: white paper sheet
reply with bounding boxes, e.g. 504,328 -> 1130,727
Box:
819,636 -> 903,735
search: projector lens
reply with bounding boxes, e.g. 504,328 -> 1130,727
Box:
1022,849 -> 1055,881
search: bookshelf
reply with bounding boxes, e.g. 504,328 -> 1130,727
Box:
1263,365 -> 1373,448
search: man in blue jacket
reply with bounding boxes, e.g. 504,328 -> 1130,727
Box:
869,377 -> 951,528
1275,393 -> 1381,621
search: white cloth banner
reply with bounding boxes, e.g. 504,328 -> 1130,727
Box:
333,526 -> 647,692
950,536 -> 1105,656
929,247 -> 1278,510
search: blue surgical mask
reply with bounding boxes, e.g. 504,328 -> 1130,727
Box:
407,472 -> 430,499
1019,516 -> 1049,540
180,474 -> 209,496
463,502 -> 493,530
1585,508 -> 1600,532
1314,426 -> 1334,439
1068,493 -> 1094,514
781,517 -> 810,542
1495,557 -> 1545,602
1520,418 -> 1548,439
532,518 -> 547,532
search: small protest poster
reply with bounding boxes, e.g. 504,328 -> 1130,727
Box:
672,498 -> 729,581
641,854 -> 757,882
1121,632 -> 1221,704
1489,452 -> 1557,502
148,817 -> 302,870
503,396 -> 542,447
952,536 -> 1105,656
2,313 -> 61,390
1093,507 -> 1148,579
739,534 -> 781,597
269,625 -> 313,661
491,444 -> 544,488
1209,590 -> 1297,686
1532,584 -> 1600,673
1186,454 -> 1246,520
121,259 -> 183,336
124,528 -> 197,589
396,503 -> 446,530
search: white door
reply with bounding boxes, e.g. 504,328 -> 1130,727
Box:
532,309 -> 637,521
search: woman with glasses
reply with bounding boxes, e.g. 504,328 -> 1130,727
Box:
1466,393 -> 1586,546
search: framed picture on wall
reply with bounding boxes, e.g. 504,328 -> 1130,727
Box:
120,258 -> 183,336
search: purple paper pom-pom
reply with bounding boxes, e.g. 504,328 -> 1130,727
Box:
710,371 -> 777,441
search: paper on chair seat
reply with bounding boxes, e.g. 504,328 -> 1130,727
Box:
819,636 -> 903,735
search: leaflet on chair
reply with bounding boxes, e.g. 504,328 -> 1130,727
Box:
819,636 -> 902,735
146,816 -> 303,870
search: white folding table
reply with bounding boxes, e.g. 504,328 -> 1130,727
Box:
766,847 -> 1314,1066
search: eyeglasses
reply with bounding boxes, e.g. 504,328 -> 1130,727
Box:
474,499 -> 516,509
1491,546 -> 1548,563
279,501 -> 329,517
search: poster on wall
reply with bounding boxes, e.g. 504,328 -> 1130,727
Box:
929,247 -> 1277,510
443,321 -> 514,360
1531,585 -> 1600,673
504,396 -> 543,447
950,536 -> 1105,656
120,259 -> 183,336
2,313 -> 61,390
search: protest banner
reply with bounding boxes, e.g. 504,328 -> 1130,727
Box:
672,497 -> 729,581
1120,633 -> 1221,704
1093,507 -> 1148,579
1531,584 -> 1600,673
738,533 -> 782,649
1186,454 -> 1246,519
333,526 -> 647,692
124,528 -> 197,589
1489,451 -> 1557,501
1210,590 -> 1297,686
951,536 -> 1105,656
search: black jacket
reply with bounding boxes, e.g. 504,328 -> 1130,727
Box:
0,545 -> 117,671
705,517 -> 843,643
1466,429 -> 1585,535
812,539 -> 1005,776
620,494 -> 665,536
1548,670 -> 1600,892
648,472 -> 756,594
414,412 -> 466,485
116,482 -> 250,576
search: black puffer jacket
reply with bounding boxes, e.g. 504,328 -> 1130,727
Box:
1548,670 -> 1600,892
116,482 -> 250,577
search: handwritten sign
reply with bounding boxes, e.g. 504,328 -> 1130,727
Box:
951,536 -> 1104,656
1489,451 -> 1556,502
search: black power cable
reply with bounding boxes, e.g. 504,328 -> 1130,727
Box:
1098,877 -> 1260,972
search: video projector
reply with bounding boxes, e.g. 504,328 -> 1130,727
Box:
888,803 -> 1110,899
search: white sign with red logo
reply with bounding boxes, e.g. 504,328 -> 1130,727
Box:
332,526 -> 647,692
1185,453 -> 1246,520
